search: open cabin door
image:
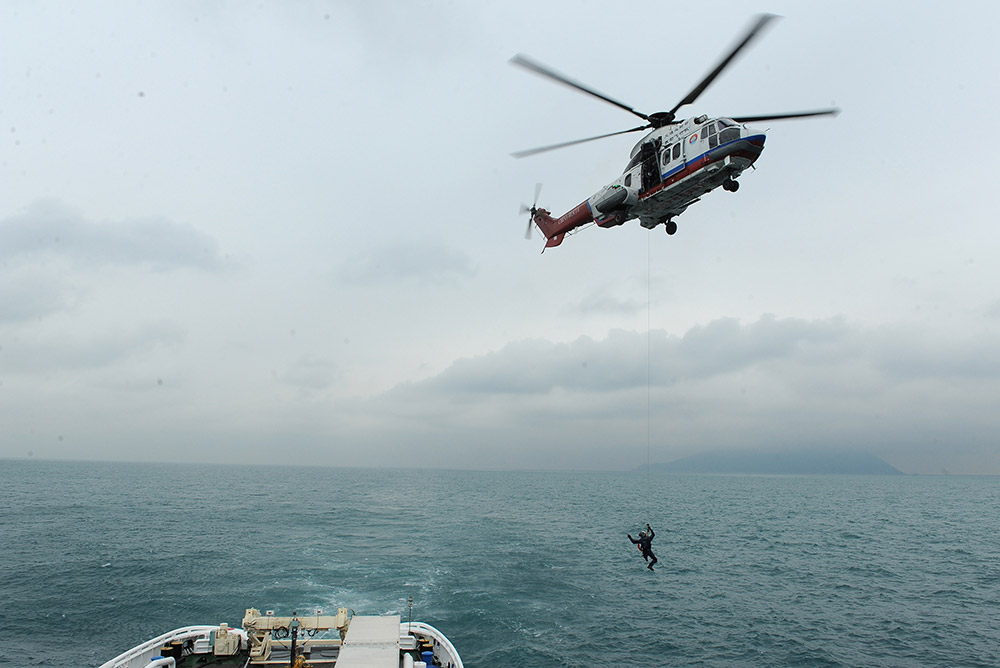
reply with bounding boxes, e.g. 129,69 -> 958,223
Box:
639,139 -> 661,194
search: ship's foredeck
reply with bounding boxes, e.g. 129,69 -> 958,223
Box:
172,641 -> 341,667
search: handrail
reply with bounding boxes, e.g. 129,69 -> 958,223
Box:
403,622 -> 464,668
98,625 -> 246,668
99,620 -> 462,668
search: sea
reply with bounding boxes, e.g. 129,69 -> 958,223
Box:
1,459 -> 998,667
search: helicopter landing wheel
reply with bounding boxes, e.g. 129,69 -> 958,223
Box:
723,178 -> 740,192
664,220 -> 677,235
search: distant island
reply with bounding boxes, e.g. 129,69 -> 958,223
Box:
645,450 -> 904,475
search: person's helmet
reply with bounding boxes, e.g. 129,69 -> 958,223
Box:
639,531 -> 646,538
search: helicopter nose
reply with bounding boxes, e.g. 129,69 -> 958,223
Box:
708,126 -> 766,168
734,123 -> 764,143
737,125 -> 766,154
744,131 -> 766,160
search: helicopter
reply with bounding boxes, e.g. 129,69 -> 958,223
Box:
513,13 -> 839,250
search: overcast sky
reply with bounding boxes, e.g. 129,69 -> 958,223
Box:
1,1 -> 998,474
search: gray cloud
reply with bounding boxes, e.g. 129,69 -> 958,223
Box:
3,3 -> 999,476
405,315 -> 850,397
357,315 -> 1000,473
671,315 -> 850,379
0,322 -> 184,374
0,201 -> 224,271
0,271 -> 82,324
871,327 -> 1000,380
336,239 -> 476,287
573,292 -> 645,317
280,353 -> 341,390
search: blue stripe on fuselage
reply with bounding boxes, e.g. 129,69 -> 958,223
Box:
660,134 -> 766,180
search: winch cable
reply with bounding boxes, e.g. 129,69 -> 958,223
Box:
646,232 -> 652,490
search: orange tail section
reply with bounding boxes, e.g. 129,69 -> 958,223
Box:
531,209 -> 565,249
531,201 -> 593,251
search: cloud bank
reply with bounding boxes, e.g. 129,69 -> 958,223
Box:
0,201 -> 224,271
320,315 -> 1000,473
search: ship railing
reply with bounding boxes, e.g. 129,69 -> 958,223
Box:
98,625 -> 247,668
402,621 -> 464,668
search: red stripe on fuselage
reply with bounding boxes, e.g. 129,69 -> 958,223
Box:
640,138 -> 764,201
541,136 -> 763,244
552,200 -> 594,236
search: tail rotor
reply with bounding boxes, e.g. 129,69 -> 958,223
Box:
519,182 -> 543,239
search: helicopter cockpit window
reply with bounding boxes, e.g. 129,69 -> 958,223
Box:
707,122 -> 719,148
720,126 -> 740,143
624,174 -> 632,187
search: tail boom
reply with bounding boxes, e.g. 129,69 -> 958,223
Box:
531,201 -> 594,249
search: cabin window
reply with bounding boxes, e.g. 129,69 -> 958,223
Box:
720,127 -> 740,143
672,143 -> 680,160
624,174 -> 632,187
662,150 -> 670,165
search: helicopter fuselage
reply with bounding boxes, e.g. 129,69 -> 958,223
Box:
531,116 -> 765,248
514,14 -> 838,250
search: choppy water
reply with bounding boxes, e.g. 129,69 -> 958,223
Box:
1,459 -> 998,667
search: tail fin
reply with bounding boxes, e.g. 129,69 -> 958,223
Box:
531,209 -> 565,250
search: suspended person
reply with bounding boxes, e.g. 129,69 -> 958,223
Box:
627,523 -> 658,571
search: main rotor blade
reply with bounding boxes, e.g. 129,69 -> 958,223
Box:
510,54 -> 650,123
731,108 -> 841,123
668,13 -> 778,119
511,125 -> 650,159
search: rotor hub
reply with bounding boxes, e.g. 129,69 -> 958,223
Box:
647,112 -> 675,128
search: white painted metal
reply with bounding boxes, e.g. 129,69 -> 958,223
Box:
404,622 -> 464,668
336,616 -> 401,668
99,617 -> 464,668
98,625 -> 245,668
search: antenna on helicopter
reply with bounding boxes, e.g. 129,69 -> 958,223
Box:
519,182 -> 543,239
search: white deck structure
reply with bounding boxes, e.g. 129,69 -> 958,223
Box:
337,616 -> 401,668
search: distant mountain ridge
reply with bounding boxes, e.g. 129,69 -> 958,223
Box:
647,450 -> 904,475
